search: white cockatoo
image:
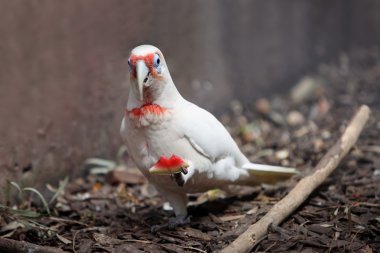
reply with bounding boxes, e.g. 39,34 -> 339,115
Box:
120,45 -> 298,230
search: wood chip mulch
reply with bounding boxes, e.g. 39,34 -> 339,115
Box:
1,48 -> 379,253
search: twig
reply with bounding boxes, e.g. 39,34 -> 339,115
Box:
49,216 -> 89,226
72,227 -> 107,253
177,245 -> 208,253
221,105 -> 371,253
352,202 -> 380,207
0,237 -> 68,253
122,239 -> 152,244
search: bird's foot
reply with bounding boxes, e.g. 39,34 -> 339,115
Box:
151,215 -> 191,233
180,166 -> 188,175
172,165 -> 188,186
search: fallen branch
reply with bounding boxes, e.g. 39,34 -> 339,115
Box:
0,237 -> 69,253
221,105 -> 371,253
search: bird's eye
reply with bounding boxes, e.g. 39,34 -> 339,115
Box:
154,54 -> 160,66
127,59 -> 132,72
153,54 -> 162,73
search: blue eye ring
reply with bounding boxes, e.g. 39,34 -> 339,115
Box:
127,58 -> 132,72
154,54 -> 160,67
153,54 -> 162,73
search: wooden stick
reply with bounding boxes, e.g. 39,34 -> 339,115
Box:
0,237 -> 69,253
221,105 -> 371,253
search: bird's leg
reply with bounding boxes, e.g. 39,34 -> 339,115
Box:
151,214 -> 191,232
150,189 -> 190,232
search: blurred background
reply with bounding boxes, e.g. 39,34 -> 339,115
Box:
0,0 -> 379,201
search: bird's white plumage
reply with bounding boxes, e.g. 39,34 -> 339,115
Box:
176,102 -> 249,166
121,45 -> 298,217
131,44 -> 159,56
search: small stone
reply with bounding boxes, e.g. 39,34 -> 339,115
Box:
294,126 -> 309,138
318,98 -> 330,115
309,97 -> 330,120
269,111 -> 286,126
290,76 -> 325,104
279,132 -> 291,145
275,149 -> 289,160
321,130 -> 331,139
255,98 -> 271,115
347,159 -> 357,168
286,110 -> 305,126
106,166 -> 146,185
230,100 -> 243,116
281,159 -> 290,166
220,114 -> 231,125
240,123 -> 260,143
237,115 -> 248,126
313,138 -> 324,152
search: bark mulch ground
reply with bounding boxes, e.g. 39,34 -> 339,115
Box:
1,48 -> 379,252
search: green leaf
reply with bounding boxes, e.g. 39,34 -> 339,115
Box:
23,187 -> 51,215
9,181 -> 23,198
49,176 -> 69,205
0,204 -> 41,218
85,158 -> 116,168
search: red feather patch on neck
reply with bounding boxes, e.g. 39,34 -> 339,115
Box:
127,103 -> 167,117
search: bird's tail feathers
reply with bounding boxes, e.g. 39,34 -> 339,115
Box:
240,163 -> 299,185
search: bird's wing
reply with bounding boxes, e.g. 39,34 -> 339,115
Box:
175,102 -> 248,165
185,135 -> 212,160
175,102 -> 299,185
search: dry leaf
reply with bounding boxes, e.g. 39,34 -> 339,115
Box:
56,234 -> 72,244
182,227 -> 214,241
219,214 -> 245,222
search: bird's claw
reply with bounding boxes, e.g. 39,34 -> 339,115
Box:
180,166 -> 188,175
169,165 -> 188,187
151,215 -> 191,233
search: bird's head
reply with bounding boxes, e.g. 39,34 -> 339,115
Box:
128,45 -> 171,102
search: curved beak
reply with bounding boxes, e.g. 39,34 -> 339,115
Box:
136,60 -> 149,101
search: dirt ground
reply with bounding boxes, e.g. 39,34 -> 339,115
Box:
1,48 -> 379,253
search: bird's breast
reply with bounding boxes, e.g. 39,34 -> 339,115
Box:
123,105 -> 175,169
126,103 -> 171,128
